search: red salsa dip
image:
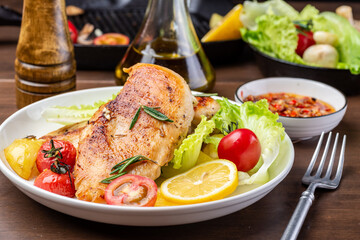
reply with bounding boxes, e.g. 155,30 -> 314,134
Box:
244,92 -> 335,117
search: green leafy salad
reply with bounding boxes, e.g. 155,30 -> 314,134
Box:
42,96 -> 285,186
240,0 -> 360,74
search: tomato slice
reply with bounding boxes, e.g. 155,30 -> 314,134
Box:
218,128 -> 261,172
36,139 -> 76,173
34,169 -> 76,198
93,33 -> 130,45
104,174 -> 157,207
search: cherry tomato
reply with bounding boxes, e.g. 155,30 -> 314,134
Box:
34,168 -> 75,198
218,128 -> 261,172
295,26 -> 315,57
104,174 -> 157,207
36,139 -> 76,173
68,21 -> 78,43
93,33 -> 130,45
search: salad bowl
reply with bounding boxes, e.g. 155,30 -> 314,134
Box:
0,87 -> 294,226
250,45 -> 360,96
235,77 -> 347,141
239,0 -> 360,96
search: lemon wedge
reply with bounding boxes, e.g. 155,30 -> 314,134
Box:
160,160 -> 238,204
201,4 -> 243,42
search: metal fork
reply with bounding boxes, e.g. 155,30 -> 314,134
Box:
281,132 -> 346,240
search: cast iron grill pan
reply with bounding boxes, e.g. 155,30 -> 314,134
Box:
68,8 -> 243,70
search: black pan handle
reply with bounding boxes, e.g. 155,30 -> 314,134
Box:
0,5 -> 22,26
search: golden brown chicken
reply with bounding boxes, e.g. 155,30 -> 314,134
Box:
74,63 -> 195,202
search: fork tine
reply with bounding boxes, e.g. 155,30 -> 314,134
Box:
304,132 -> 325,177
315,132 -> 332,178
333,135 -> 346,182
324,133 -> 339,179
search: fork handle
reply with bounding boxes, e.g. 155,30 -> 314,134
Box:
281,184 -> 316,240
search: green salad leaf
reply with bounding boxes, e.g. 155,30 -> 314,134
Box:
240,0 -> 299,30
241,14 -> 304,65
42,94 -> 117,125
161,115 -> 215,178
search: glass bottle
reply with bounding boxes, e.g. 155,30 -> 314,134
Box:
115,0 -> 215,92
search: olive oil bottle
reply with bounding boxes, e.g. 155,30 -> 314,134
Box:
115,0 -> 215,92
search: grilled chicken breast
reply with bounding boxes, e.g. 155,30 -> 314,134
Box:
74,63 -> 194,202
41,96 -> 220,148
192,96 -> 220,126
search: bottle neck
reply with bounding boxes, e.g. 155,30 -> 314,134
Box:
134,0 -> 200,54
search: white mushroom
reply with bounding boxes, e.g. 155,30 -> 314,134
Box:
336,6 -> 354,25
303,44 -> 339,68
336,5 -> 360,32
313,31 -> 338,46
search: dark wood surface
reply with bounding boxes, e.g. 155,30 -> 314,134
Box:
1,1 -> 360,240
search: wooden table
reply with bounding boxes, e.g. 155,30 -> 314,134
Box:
1,1 -> 359,239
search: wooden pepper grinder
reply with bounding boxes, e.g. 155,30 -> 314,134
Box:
15,0 -> 76,108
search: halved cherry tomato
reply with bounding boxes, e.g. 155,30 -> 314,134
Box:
218,128 -> 261,172
36,139 -> 76,173
104,174 -> 157,207
34,168 -> 75,198
68,20 -> 78,43
93,33 -> 130,45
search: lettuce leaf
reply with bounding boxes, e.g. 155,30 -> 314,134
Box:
42,94 -> 117,125
240,0 -> 299,30
161,115 -> 215,178
241,14 -> 304,65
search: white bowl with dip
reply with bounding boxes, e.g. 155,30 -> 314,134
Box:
235,77 -> 347,141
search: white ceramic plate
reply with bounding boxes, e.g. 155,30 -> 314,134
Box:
0,87 -> 294,226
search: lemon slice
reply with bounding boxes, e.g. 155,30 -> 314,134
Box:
160,160 -> 238,204
201,4 -> 243,42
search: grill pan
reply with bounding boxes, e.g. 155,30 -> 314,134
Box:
0,0 -> 245,70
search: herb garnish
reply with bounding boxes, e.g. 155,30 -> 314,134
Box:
293,19 -> 313,36
50,159 -> 74,188
129,106 -> 173,130
142,106 -> 173,122
193,93 -> 218,97
100,155 -> 157,184
42,139 -> 63,159
222,121 -> 239,135
129,106 -> 141,130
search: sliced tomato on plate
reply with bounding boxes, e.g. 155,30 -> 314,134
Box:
93,33 -> 130,45
104,174 -> 157,207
